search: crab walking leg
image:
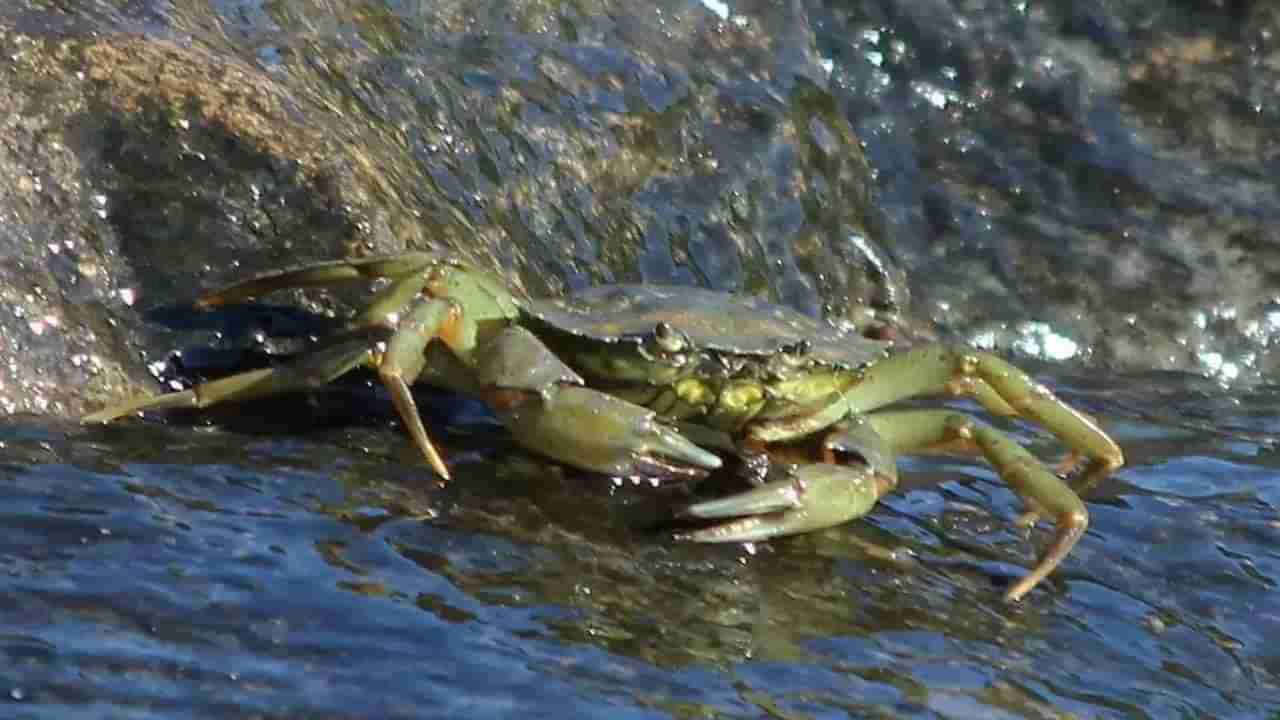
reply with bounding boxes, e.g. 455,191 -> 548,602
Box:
82,337 -> 377,423
867,409 -> 1087,602
374,296 -> 472,479
845,346 -> 1125,481
679,418 -> 897,540
368,265 -> 535,478
195,253 -> 440,307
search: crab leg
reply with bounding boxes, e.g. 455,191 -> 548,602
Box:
83,335 -> 377,422
864,409 -> 1088,602
845,346 -> 1124,484
195,253 -> 440,307
357,272 -> 722,479
679,417 -> 896,540
374,296 -> 470,479
353,270 -> 526,478
473,327 -> 722,481
88,255 -> 720,483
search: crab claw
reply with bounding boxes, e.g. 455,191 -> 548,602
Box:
677,463 -> 887,542
495,384 -> 722,483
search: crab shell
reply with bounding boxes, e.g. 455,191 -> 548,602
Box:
523,285 -> 891,427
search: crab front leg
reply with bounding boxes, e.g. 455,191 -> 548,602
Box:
470,327 -> 722,481
351,285 -> 720,481
680,405 -> 1087,600
678,415 -> 897,540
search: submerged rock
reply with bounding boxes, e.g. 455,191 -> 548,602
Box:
0,9 -> 898,416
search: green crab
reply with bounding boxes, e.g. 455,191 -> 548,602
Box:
86,253 -> 1124,601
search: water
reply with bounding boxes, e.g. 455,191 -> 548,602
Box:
2,373 -> 1277,717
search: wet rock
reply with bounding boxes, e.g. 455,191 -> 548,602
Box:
5,0 -> 1278,421
817,1 -> 1280,381
0,6 -> 901,417
0,33 -> 376,415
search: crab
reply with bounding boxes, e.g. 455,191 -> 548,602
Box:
85,253 -> 1124,601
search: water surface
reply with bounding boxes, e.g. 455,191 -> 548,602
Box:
3,373 -> 1277,717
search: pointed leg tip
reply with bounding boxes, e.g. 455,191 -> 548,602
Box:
194,294 -> 226,309
1003,582 -> 1033,603
424,454 -> 452,481
82,406 -> 141,424
674,516 -> 779,544
651,429 -> 723,472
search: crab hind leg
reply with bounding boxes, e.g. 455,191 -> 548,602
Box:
961,351 -> 1123,488
196,253 -> 440,307
82,333 -> 379,423
846,346 -> 1124,485
864,409 -> 1087,602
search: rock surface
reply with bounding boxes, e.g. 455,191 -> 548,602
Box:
2,1 -> 1277,418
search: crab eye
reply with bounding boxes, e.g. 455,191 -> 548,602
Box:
652,321 -> 687,353
784,339 -> 812,356
769,339 -> 812,375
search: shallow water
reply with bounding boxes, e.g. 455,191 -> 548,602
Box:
3,373 -> 1277,718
